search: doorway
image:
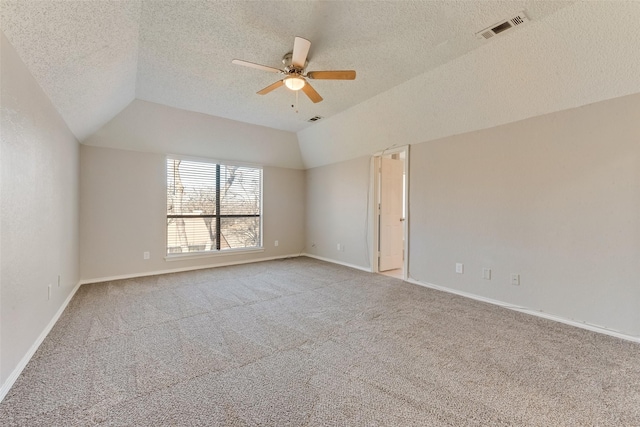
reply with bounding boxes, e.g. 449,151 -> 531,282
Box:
372,146 -> 409,280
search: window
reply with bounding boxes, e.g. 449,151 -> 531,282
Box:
166,157 -> 262,255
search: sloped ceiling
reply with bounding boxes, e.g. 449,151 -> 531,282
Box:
0,1 -> 141,141
298,1 -> 640,168
1,0 -> 574,142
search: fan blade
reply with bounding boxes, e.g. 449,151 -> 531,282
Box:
292,37 -> 311,68
257,80 -> 284,95
232,59 -> 282,73
301,81 -> 323,103
307,70 -> 356,80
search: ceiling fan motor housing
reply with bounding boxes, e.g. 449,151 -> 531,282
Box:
282,52 -> 307,74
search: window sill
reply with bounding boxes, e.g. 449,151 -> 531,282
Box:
165,247 -> 264,262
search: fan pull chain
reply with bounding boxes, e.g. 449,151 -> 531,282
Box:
293,90 -> 299,113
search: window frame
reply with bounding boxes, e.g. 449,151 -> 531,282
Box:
164,154 -> 264,261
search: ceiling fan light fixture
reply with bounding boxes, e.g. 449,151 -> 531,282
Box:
284,76 -> 305,91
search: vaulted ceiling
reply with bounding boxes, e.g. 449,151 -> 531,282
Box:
1,0 -> 576,141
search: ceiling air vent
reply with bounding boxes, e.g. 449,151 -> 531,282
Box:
476,12 -> 529,40
308,116 -> 323,122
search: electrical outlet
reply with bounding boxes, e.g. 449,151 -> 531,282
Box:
47,284 -> 51,300
511,274 -> 520,286
143,251 -> 150,260
337,243 -> 341,251
482,268 -> 491,280
274,240 -> 279,247
455,263 -> 464,274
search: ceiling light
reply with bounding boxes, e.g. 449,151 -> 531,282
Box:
284,76 -> 305,91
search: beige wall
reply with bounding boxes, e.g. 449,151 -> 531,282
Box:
304,156 -> 371,269
0,32 -> 80,385
409,93 -> 640,337
85,99 -> 304,170
304,93 -> 640,337
80,145 -> 305,281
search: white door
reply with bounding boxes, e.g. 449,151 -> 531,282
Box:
379,157 -> 404,271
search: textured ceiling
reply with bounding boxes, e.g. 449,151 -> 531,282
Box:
0,0 -> 574,141
0,0 -> 141,141
297,1 -> 640,168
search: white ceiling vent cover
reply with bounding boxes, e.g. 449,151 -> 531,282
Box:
476,12 -> 529,40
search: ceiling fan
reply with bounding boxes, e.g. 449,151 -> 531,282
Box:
232,36 -> 356,104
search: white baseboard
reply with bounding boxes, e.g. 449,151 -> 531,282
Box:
406,278 -> 640,344
301,253 -> 372,273
78,253 -> 302,285
0,280 -> 82,403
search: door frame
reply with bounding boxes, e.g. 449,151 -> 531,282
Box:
370,145 -> 410,279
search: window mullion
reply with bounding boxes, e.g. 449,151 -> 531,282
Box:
215,163 -> 221,251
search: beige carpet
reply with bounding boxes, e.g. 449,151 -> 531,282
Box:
1,257 -> 639,426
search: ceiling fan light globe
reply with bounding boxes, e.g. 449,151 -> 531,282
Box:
284,76 -> 305,91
